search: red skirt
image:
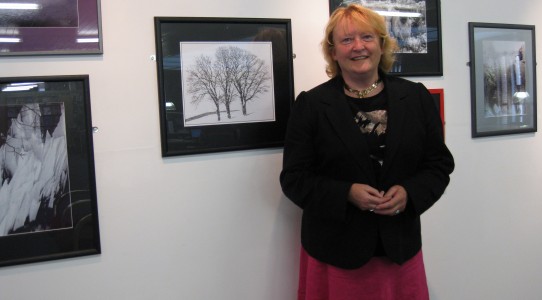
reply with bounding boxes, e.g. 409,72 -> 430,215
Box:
298,248 -> 429,300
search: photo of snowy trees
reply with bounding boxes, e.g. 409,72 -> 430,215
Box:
181,42 -> 275,127
155,18 -> 294,156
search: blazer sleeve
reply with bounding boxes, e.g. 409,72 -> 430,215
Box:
279,91 -> 352,221
400,83 -> 454,215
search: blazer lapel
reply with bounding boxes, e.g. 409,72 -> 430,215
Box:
321,78 -> 377,184
380,76 -> 408,180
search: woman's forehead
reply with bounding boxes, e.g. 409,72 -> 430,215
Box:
334,17 -> 375,36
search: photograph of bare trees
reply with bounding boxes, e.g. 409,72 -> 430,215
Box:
181,42 -> 275,127
154,17 -> 294,156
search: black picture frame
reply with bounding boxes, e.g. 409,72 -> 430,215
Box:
329,0 -> 443,76
468,22 -> 537,138
154,17 -> 295,156
0,0 -> 103,56
0,75 -> 100,267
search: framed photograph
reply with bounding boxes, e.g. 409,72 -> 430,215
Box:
0,0 -> 103,56
154,17 -> 294,156
429,88 -> 445,136
0,75 -> 100,267
468,22 -> 537,138
329,0 -> 443,76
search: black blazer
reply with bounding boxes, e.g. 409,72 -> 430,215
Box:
280,74 -> 454,269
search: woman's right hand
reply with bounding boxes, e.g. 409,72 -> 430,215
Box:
347,183 -> 386,211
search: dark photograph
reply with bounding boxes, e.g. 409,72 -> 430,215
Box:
0,102 -> 73,237
0,75 -> 100,267
0,0 -> 78,28
0,0 -> 102,55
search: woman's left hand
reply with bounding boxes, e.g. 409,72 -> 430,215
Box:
373,185 -> 408,216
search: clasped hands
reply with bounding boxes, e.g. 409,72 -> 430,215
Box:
348,183 -> 407,216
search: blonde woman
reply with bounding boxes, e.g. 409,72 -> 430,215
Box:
280,4 -> 454,299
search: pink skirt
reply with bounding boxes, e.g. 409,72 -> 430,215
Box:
298,248 -> 429,300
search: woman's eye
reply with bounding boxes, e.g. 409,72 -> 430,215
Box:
341,37 -> 353,44
362,35 -> 375,42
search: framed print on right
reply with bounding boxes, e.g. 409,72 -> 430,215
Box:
468,22 -> 537,138
329,0 -> 443,76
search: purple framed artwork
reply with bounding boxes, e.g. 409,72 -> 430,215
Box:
0,0 -> 103,56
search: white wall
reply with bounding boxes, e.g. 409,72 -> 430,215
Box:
1,0 -> 541,299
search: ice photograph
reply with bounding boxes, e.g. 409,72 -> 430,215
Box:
482,40 -> 528,118
180,42 -> 275,127
0,102 -> 72,237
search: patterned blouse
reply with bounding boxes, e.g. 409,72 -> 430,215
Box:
347,90 -> 388,181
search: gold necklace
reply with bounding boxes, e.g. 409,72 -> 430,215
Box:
344,79 -> 382,98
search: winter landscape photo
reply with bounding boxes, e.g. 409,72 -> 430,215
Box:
334,0 -> 429,53
0,102 -> 72,237
180,42 -> 275,127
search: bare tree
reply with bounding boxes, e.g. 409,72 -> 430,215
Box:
186,55 -> 223,121
214,46 -> 238,119
230,47 -> 271,116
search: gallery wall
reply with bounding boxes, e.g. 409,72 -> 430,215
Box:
1,0 -> 542,299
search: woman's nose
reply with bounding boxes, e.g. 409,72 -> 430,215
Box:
352,37 -> 365,50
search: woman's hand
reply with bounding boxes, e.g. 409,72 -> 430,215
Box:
347,183 -> 385,211
373,185 -> 408,216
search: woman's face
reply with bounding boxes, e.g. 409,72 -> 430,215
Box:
331,17 -> 382,80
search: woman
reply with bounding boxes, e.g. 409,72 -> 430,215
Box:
280,4 -> 454,299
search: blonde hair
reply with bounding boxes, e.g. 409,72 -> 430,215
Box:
322,4 -> 398,78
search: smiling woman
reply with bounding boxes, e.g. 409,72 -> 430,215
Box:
280,4 -> 454,299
